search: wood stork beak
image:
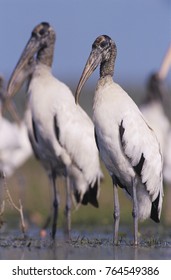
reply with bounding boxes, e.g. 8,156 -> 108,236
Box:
5,37 -> 37,123
7,37 -> 39,99
0,76 -> 21,124
75,48 -> 102,104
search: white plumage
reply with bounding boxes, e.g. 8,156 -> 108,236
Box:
28,63 -> 102,200
163,130 -> 171,183
140,101 -> 170,153
94,77 -> 162,220
75,35 -> 163,245
0,118 -> 32,177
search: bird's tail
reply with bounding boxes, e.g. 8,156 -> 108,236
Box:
80,179 -> 100,207
136,183 -> 163,223
74,176 -> 101,208
150,190 -> 163,223
137,190 -> 152,221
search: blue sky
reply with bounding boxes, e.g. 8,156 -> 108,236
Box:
0,0 -> 170,88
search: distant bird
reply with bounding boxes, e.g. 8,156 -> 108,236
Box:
140,73 -> 171,183
140,43 -> 171,184
75,35 -> 163,245
140,73 -> 170,154
0,76 -> 32,177
7,22 -> 103,239
156,44 -> 171,183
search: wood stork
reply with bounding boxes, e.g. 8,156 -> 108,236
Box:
75,35 -> 163,245
0,76 -> 32,177
7,22 -> 103,239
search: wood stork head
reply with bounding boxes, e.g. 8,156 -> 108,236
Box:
75,35 -> 117,104
7,22 -> 56,98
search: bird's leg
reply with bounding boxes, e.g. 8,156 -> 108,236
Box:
64,176 -> 71,238
50,174 -> 59,239
112,176 -> 120,245
132,177 -> 138,246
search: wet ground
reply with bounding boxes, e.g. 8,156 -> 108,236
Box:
0,226 -> 171,260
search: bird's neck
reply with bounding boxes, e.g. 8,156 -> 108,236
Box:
100,44 -> 116,78
144,89 -> 164,105
37,39 -> 55,68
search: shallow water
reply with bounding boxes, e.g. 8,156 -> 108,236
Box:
1,242 -> 171,260
0,227 -> 171,260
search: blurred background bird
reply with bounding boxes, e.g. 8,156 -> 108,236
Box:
140,45 -> 171,224
0,76 -> 32,178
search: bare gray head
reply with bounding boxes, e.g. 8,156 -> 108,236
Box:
31,22 -> 56,67
7,22 -> 56,98
92,35 -> 117,77
75,35 -> 117,104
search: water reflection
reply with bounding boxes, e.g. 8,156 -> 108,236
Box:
1,243 -> 171,260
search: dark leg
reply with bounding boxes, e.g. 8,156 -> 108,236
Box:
64,176 -> 71,238
50,174 -> 59,239
132,177 -> 138,246
112,176 -> 120,245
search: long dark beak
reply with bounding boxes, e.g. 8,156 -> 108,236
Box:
5,36 -> 39,124
75,48 -> 102,104
4,100 -> 21,125
7,36 -> 39,98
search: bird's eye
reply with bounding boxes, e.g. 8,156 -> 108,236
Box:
32,28 -> 46,38
100,40 -> 108,48
39,28 -> 46,36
